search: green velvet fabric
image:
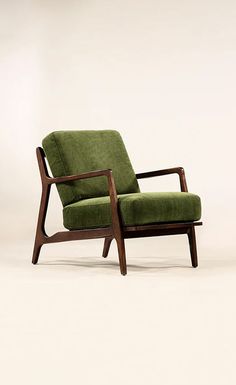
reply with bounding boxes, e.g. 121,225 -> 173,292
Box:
63,192 -> 201,230
42,130 -> 140,206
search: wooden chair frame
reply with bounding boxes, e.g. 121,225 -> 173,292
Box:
32,147 -> 202,275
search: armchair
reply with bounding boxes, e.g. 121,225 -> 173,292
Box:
32,130 -> 202,275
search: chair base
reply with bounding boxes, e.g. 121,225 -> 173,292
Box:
32,221 -> 202,275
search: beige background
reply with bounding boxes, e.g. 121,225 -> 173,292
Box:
1,1 -> 236,384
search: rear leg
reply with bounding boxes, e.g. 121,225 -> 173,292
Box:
102,237 -> 113,258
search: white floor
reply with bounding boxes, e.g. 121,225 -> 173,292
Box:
1,236 -> 236,385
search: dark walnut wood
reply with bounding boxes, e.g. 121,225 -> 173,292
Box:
103,237 -> 113,258
136,167 -> 188,192
32,148 -> 202,275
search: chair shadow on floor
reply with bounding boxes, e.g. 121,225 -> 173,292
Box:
39,257 -> 192,273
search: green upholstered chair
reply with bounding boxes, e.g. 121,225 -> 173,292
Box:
32,130 -> 202,275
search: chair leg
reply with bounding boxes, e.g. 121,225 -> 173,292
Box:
187,226 -> 198,268
102,237 -> 113,258
31,183 -> 51,265
32,239 -> 43,265
116,237 -> 127,275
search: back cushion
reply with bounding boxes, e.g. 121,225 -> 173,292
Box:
42,130 -> 140,206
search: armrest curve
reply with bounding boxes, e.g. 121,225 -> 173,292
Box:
136,167 -> 188,192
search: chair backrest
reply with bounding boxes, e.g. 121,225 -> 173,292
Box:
42,130 -> 140,206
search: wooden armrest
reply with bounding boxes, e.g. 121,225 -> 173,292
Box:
46,169 -> 118,208
47,169 -> 112,184
136,167 -> 188,192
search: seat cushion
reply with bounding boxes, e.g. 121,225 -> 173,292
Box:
63,192 -> 201,230
42,130 -> 140,206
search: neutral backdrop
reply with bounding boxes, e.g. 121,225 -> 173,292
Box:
1,0 -> 236,251
0,1 -> 236,384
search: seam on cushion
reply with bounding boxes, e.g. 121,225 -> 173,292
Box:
64,201 -> 113,210
52,132 -> 78,204
64,195 -> 128,208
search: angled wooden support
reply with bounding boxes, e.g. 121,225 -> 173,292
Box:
32,148 -> 51,264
